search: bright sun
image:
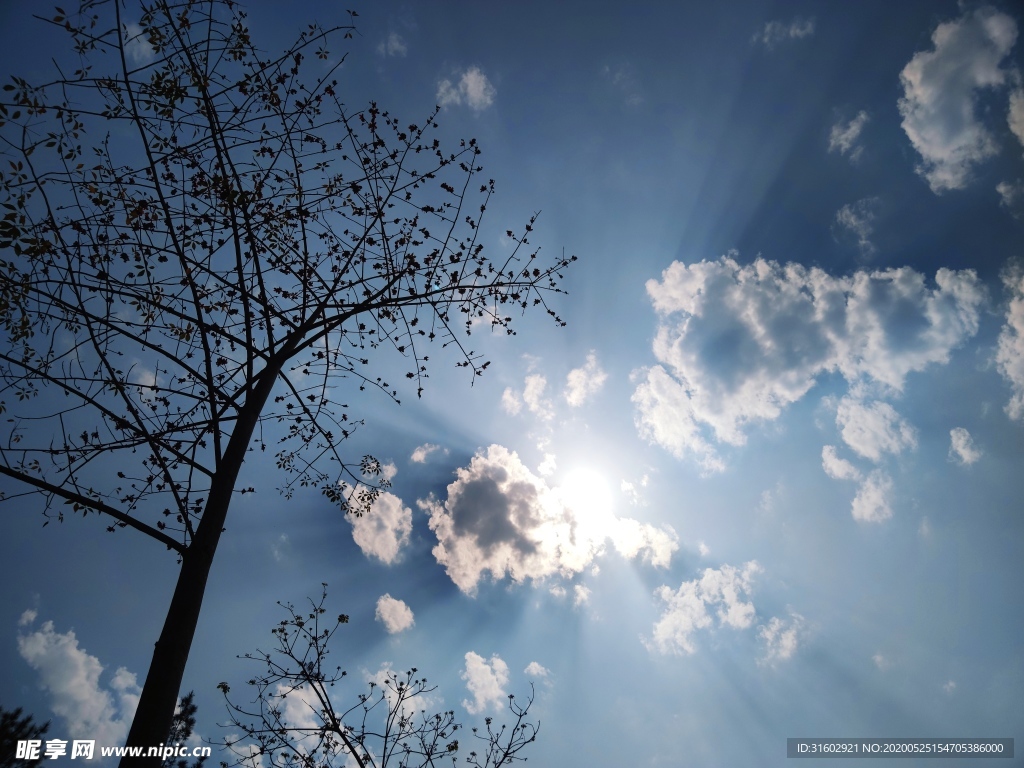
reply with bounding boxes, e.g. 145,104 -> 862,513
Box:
558,467 -> 615,542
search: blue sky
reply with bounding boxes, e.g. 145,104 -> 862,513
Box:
2,1 -> 1023,765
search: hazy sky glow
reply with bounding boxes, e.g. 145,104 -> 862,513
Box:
1,1 -> 1023,766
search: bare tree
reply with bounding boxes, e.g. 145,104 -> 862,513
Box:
219,587 -> 538,768
0,0 -> 573,762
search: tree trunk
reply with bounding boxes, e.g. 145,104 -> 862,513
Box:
120,364 -> 281,766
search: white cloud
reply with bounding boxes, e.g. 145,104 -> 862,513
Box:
898,7 -> 1019,193
564,352 -> 608,407
996,264 -> 1024,420
420,445 -> 677,594
873,653 -> 891,670
437,66 -> 496,112
943,679 -> 957,695
919,516 -> 932,538
603,63 -> 643,106
649,562 -> 760,655
634,255 -> 983,470
753,17 -> 815,49
758,613 -> 805,666
1010,87 -> 1024,150
948,427 -> 982,465
18,616 -> 139,748
375,594 -> 415,634
834,197 -> 880,254
410,442 -> 445,463
500,387 -> 522,415
821,445 -> 862,481
522,374 -> 554,420
461,652 -> 509,714
19,608 -> 37,626
609,517 -> 678,568
851,470 -> 894,523
124,22 -> 155,66
537,453 -> 557,477
698,541 -> 710,558
835,397 -> 917,462
996,179 -> 1024,216
348,491 -> 412,565
573,584 -> 591,607
271,533 -> 291,563
377,32 -> 407,57
829,111 -> 870,161
524,661 -> 549,678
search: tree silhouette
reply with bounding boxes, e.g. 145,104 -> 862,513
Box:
0,1 -> 572,762
0,706 -> 50,768
219,587 -> 538,768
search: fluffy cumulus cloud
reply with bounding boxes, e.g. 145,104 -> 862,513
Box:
461,652 -> 509,714
758,613 -> 806,666
124,22 -> 155,65
649,562 -> 761,655
948,427 -> 982,465
633,255 -> 984,471
834,197 -> 880,254
851,470 -> 894,523
564,352 -> 608,407
348,491 -> 412,565
17,614 -> 140,748
996,265 -> 1024,420
420,445 -> 677,594
898,7 -> 1020,193
375,594 -> 415,634
437,66 -> 496,112
829,111 -> 870,161
753,17 -> 815,49
835,396 -> 917,462
503,375 -> 554,420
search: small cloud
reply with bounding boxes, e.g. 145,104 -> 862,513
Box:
549,585 -> 566,599
124,22 -> 155,66
573,584 -> 591,607
758,612 -> 806,666
996,179 -> 1024,217
411,442 -> 446,463
943,679 -> 957,695
347,491 -> 412,565
833,197 -> 880,254
821,445 -> 862,482
271,533 -> 291,563
851,470 -> 894,523
948,427 -> 982,465
698,541 -> 710,558
872,653 -> 890,670
500,387 -> 522,415
537,453 -> 557,477
524,661 -> 549,678
377,31 -> 407,57
918,516 -> 932,538
835,397 -> 917,463
18,609 -> 38,627
1009,87 -> 1024,151
375,594 -> 415,634
602,63 -> 643,106
461,652 -> 509,714
523,374 -> 554,420
564,352 -> 608,407
437,66 -> 496,112
829,111 -> 870,161
753,17 -> 815,49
